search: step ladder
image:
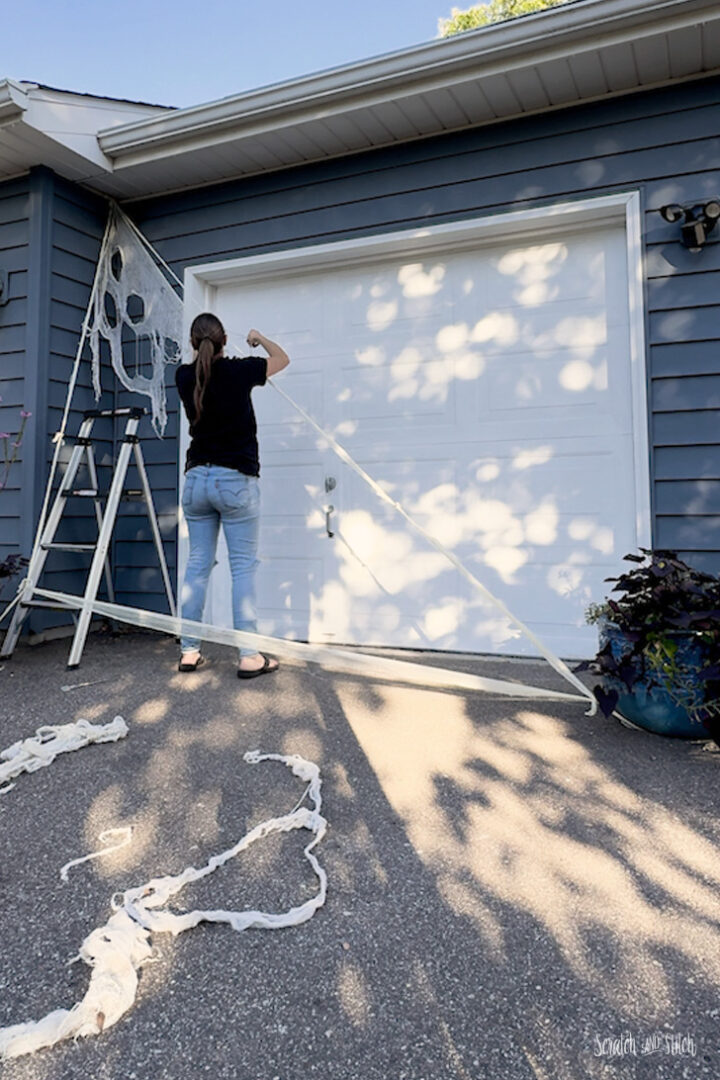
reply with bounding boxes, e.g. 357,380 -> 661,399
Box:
1,406 -> 176,668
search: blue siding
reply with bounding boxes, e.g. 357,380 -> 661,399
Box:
0,176 -> 30,593
36,176 -> 113,631
126,74 -> 720,576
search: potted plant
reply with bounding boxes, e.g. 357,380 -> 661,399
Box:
578,549 -> 720,742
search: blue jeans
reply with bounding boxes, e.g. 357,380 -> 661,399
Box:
180,465 -> 261,658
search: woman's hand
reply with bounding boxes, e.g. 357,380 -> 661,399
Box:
247,328 -> 290,376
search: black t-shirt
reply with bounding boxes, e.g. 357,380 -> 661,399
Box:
175,355 -> 268,475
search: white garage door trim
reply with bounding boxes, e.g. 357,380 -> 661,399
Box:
181,191 -> 651,650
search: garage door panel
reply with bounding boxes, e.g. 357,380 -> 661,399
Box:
462,561 -> 610,658
465,442 -> 628,512
255,370 -> 328,451
485,348 -> 609,413
218,279 -> 333,350
334,352 -> 457,425
193,218 -> 646,660
256,556 -> 322,624
336,261 -> 456,329
454,237 -> 621,309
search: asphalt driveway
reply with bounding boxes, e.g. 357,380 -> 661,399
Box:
0,630 -> 718,1080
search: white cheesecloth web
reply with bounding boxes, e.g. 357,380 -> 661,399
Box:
88,205 -> 183,436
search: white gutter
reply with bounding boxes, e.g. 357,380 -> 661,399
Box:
0,78 -> 28,126
99,0 -> 720,160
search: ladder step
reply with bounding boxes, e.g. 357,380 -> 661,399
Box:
60,488 -> 100,498
41,542 -> 97,552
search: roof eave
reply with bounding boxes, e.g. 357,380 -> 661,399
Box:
98,0 -> 719,162
0,79 -> 28,126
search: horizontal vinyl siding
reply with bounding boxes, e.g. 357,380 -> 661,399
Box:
35,179 -> 117,634
128,74 -> 720,576
0,176 -> 30,589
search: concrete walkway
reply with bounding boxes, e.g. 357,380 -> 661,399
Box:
0,630 -> 718,1080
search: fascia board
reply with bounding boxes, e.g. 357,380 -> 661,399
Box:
99,0 -> 720,161
0,79 -> 28,126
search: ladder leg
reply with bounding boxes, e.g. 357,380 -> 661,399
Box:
66,438 -> 134,668
0,593 -> 30,659
0,427 -> 93,659
133,443 -> 176,616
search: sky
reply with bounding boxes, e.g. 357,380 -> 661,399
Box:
0,0 -> 473,109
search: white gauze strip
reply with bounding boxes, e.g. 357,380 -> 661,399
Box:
60,828 -> 134,883
33,587 -> 590,706
268,377 -> 595,707
0,717 -> 128,794
0,752 -> 326,1060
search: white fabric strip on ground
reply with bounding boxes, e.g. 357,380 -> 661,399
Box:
0,752 -> 326,1060
60,828 -> 134,883
34,587 -> 591,707
0,717 -> 128,794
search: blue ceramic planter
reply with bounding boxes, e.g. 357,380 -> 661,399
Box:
598,621 -> 707,738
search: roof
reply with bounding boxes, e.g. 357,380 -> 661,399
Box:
1,0 -> 719,200
20,81 -> 175,110
0,81 -> 170,190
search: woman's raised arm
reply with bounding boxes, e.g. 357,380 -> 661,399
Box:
246,329 -> 289,377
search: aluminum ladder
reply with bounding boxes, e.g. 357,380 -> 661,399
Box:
1,406 -> 176,668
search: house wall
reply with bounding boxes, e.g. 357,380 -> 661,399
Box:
0,175 -> 30,580
3,73 -> 720,639
41,173 -> 118,632
127,74 -> 720,584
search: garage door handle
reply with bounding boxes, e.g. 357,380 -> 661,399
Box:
325,505 -> 335,538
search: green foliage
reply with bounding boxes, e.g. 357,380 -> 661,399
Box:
438,0 -> 571,37
577,549 -> 720,734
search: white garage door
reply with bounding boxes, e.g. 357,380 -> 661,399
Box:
183,204 -> 649,660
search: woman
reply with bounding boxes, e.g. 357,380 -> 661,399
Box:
175,312 -> 289,677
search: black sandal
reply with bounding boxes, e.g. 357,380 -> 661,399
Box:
178,654 -> 206,672
237,654 -> 279,680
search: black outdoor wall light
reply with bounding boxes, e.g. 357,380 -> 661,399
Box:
659,200 -> 720,252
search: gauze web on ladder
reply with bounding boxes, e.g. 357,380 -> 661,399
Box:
0,751 -> 326,1060
88,205 -> 183,437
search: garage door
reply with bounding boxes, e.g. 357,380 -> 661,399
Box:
183,209 -> 648,660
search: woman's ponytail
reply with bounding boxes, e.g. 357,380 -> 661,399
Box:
189,312 -> 226,421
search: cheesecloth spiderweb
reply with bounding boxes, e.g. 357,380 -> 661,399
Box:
88,206 -> 183,436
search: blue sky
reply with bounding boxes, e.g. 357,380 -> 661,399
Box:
0,0 -> 474,109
